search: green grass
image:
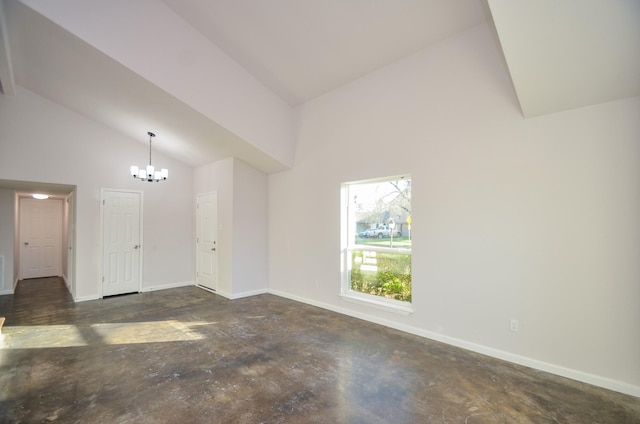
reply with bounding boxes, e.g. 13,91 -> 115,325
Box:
350,250 -> 412,302
356,236 -> 412,248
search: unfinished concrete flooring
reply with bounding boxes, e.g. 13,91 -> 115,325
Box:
1,278 -> 638,423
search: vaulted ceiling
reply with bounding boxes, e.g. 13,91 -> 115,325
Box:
488,0 -> 640,118
161,0 -> 491,106
1,0 -> 638,177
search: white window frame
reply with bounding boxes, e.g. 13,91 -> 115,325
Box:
340,175 -> 413,315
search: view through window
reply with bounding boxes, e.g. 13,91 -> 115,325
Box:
342,176 -> 412,307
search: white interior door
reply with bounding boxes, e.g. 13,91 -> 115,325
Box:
66,192 -> 75,292
102,190 -> 142,296
19,198 -> 63,279
196,192 -> 217,291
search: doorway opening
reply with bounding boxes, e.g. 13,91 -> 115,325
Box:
0,179 -> 76,299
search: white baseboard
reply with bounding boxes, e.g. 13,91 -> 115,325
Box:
268,289 -> 640,398
212,288 -> 232,299
0,289 -> 13,295
141,281 -> 194,293
208,287 -> 268,300
229,288 -> 268,300
74,294 -> 100,302
75,281 -> 195,302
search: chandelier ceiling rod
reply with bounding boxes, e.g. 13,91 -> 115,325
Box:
148,131 -> 153,167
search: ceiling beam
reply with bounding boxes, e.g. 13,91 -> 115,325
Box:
0,0 -> 16,96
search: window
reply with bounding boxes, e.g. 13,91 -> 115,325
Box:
341,175 -> 412,314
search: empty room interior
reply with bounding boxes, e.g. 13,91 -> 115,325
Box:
0,0 -> 639,422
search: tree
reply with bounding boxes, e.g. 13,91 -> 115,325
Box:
353,178 -> 411,228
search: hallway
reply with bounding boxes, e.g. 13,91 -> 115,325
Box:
1,278 -> 638,423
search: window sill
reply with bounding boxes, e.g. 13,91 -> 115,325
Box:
340,291 -> 414,316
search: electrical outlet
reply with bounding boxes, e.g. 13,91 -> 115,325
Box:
510,319 -> 519,332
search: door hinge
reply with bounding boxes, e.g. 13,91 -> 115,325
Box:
102,276 -> 104,282
102,200 -> 105,206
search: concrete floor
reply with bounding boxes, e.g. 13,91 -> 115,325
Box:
1,278 -> 638,423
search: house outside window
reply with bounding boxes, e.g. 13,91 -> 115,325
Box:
341,175 -> 412,314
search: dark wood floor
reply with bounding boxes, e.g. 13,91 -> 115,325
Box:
1,277 -> 638,423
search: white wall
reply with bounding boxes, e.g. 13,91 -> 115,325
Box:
0,188 -> 14,294
269,22 -> 640,396
232,159 -> 268,297
0,86 -> 195,300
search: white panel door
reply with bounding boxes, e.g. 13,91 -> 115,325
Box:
66,192 -> 75,292
196,192 -> 217,291
102,190 -> 142,296
19,198 -> 63,279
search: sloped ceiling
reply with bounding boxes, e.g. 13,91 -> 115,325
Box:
161,0 -> 490,106
0,0 -> 638,175
0,0 -> 288,173
488,0 -> 640,117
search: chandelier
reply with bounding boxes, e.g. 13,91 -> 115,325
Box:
130,132 -> 168,182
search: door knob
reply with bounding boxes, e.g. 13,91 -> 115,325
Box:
24,242 -> 29,246
134,245 -> 139,249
